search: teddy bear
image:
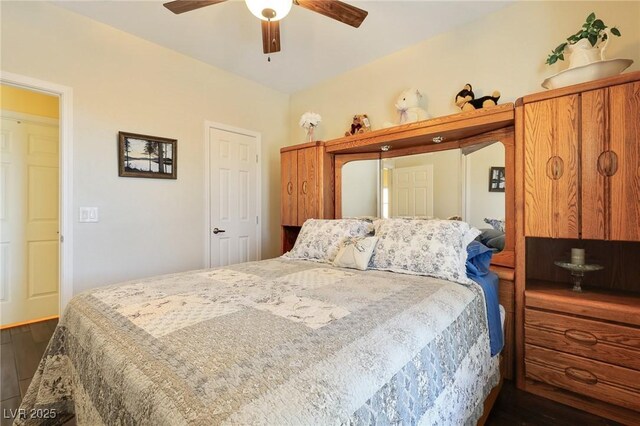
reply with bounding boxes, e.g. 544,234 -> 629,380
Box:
455,84 -> 501,112
345,114 -> 371,137
383,88 -> 429,128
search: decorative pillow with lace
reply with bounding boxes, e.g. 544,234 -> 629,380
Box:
332,236 -> 378,271
283,219 -> 374,263
370,218 -> 480,284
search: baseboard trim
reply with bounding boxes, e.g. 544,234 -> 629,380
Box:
1,315 -> 59,330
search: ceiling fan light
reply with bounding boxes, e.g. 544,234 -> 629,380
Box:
245,0 -> 292,21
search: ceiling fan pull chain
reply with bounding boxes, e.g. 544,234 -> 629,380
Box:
267,17 -> 271,62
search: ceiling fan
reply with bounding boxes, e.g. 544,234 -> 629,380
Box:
163,0 -> 368,58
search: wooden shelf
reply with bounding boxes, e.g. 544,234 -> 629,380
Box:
324,103 -> 514,154
519,70 -> 640,105
526,280 -> 640,327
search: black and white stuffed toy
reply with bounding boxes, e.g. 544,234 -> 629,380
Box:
455,84 -> 500,112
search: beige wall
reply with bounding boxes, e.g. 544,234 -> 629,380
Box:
289,1 -> 640,143
1,2 -> 289,293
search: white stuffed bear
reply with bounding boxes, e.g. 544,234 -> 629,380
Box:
384,88 -> 429,127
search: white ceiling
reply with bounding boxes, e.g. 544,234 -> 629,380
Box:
53,0 -> 511,94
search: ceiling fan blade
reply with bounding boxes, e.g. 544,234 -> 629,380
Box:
261,20 -> 281,54
294,0 -> 368,28
163,0 -> 227,15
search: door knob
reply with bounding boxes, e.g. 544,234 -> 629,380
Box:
212,227 -> 226,234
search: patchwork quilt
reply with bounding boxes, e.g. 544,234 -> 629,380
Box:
17,258 -> 499,425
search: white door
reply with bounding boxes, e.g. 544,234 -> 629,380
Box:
208,127 -> 259,267
392,165 -> 434,217
1,116 -> 59,325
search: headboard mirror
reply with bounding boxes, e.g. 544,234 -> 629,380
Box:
338,138 -> 512,264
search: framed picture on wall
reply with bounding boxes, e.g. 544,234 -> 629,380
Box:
488,166 -> 505,192
118,131 -> 177,179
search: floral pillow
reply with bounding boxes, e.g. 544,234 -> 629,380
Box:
369,218 -> 480,284
283,219 -> 374,263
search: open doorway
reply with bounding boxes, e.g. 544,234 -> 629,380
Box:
1,85 -> 59,327
0,74 -> 73,329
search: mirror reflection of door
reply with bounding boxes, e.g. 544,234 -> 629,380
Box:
383,149 -> 462,220
340,142 -> 506,252
1,84 -> 60,327
391,165 -> 433,218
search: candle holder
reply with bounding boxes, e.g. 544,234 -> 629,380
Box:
554,261 -> 603,292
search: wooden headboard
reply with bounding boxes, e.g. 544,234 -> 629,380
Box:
329,105 -> 516,269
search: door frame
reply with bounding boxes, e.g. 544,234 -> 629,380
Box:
203,121 -> 262,268
0,70 -> 74,315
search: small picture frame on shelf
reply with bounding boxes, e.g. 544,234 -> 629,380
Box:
488,166 -> 505,192
118,131 -> 177,179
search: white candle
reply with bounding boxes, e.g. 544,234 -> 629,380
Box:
571,248 -> 585,265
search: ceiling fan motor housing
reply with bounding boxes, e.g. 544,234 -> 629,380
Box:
246,0 -> 292,21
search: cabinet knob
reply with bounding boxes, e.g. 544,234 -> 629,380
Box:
287,181 -> 293,195
546,156 -> 564,180
301,180 -> 308,195
597,150 -> 618,177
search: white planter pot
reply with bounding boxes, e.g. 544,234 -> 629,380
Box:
565,29 -> 611,69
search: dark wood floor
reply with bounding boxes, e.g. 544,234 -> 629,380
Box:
1,319 -> 621,426
486,381 -> 620,425
0,319 -> 61,426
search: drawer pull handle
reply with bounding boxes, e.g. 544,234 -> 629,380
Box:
565,367 -> 598,385
287,182 -> 293,195
564,329 -> 598,346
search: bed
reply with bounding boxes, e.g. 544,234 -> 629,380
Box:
17,257 -> 500,425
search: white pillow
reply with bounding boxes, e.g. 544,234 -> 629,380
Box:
333,236 -> 378,271
369,218 -> 480,284
283,219 -> 374,263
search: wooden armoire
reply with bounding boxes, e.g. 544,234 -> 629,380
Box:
280,141 -> 334,252
516,71 -> 640,425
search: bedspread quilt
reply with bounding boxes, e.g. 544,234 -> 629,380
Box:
17,258 -> 499,425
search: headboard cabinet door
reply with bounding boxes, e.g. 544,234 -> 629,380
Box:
281,150 -> 298,226
608,81 -> 640,241
524,79 -> 640,242
297,146 -> 319,225
523,95 -> 580,239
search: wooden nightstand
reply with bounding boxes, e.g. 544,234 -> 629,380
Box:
524,280 -> 640,424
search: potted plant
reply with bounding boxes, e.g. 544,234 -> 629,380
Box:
546,12 -> 621,68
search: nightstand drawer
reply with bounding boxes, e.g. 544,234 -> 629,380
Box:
525,345 -> 640,412
525,308 -> 640,370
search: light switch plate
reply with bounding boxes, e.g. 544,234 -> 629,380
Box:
79,207 -> 99,223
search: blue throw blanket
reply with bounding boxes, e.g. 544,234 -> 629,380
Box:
467,241 -> 504,357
